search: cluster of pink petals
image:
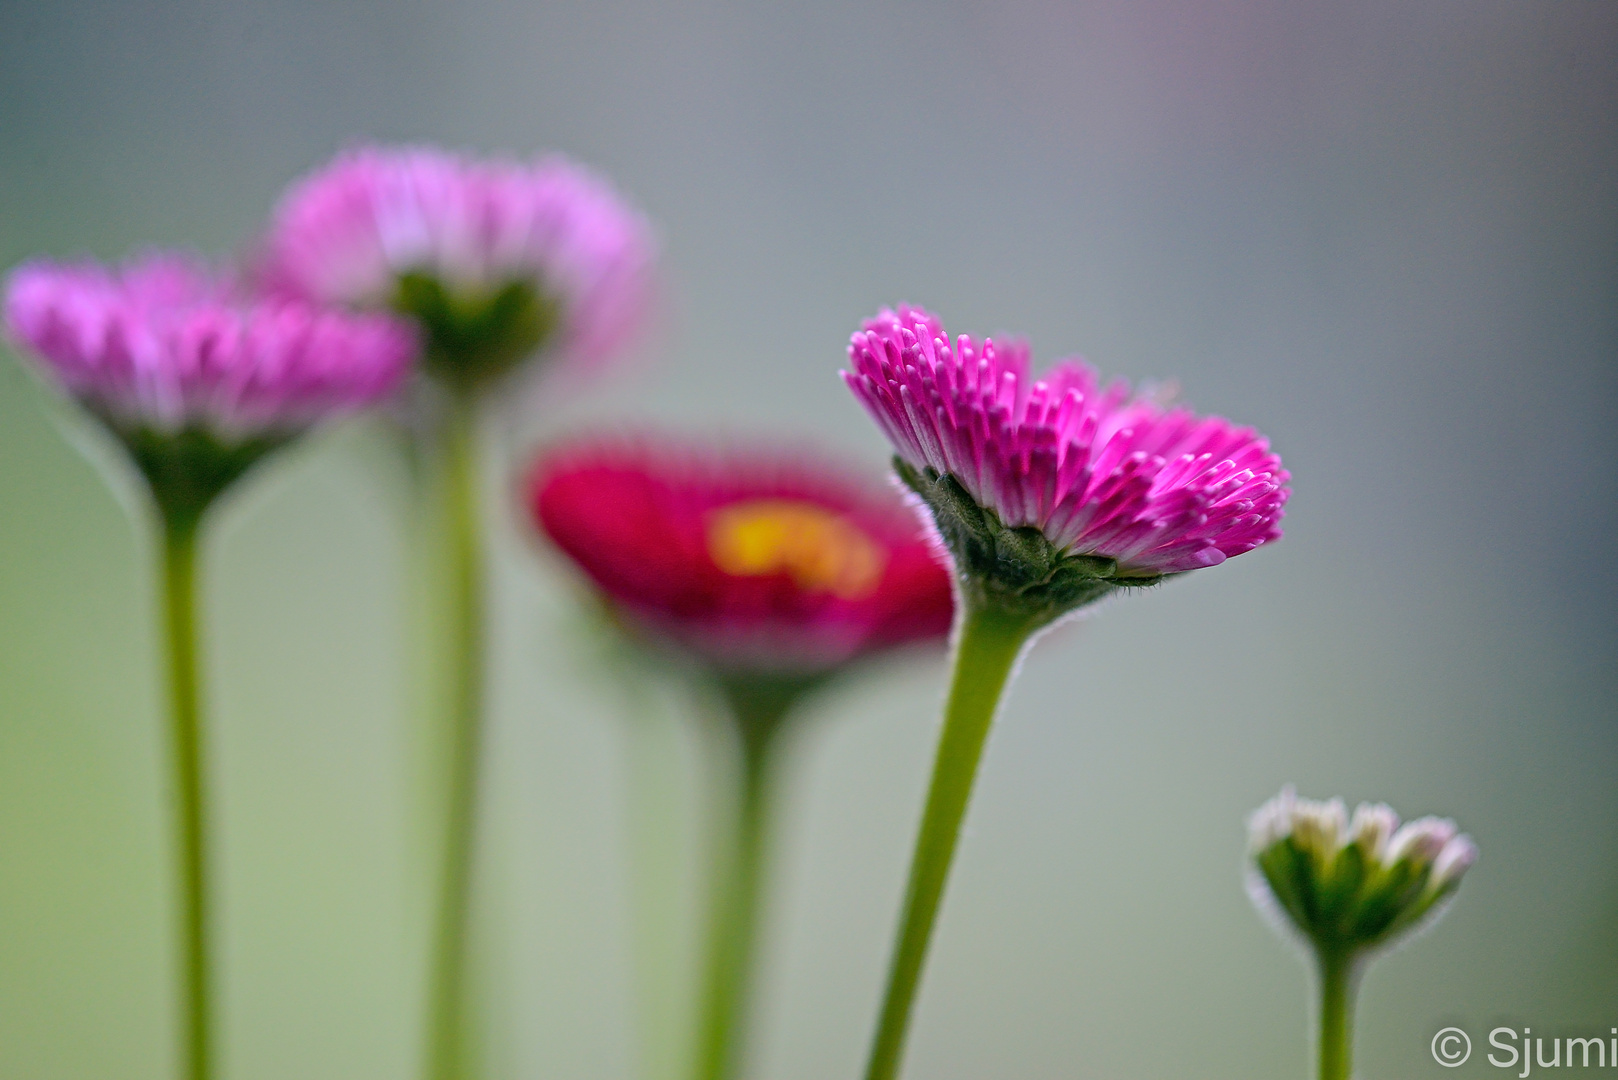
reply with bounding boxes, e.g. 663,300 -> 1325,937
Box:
844,306 -> 1289,576
4,254 -> 415,439
259,146 -> 656,370
528,438 -> 955,673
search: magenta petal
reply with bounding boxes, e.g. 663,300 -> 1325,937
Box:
4,253 -> 416,439
258,145 -> 657,375
844,306 -> 1289,575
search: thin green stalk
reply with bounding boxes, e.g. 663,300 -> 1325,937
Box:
161,511 -> 211,1080
690,678 -> 808,1080
424,392 -> 487,1080
1316,947 -> 1356,1080
863,599 -> 1041,1080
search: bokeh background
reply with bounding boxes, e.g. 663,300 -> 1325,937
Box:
2,2 -> 1614,1078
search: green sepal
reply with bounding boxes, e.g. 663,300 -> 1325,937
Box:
893,458 -> 1170,626
1389,875 -> 1461,937
1349,858 -> 1421,942
1363,859 -> 1449,942
1256,839 -> 1315,932
714,668 -> 830,755
122,425 -> 284,533
1317,843 -> 1367,936
394,271 -> 562,392
1256,837 -> 1458,954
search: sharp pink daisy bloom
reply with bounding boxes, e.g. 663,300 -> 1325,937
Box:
1247,787 -> 1476,1080
843,305 -> 1291,1080
528,437 -> 954,675
529,435 -> 954,1080
259,145 -> 656,390
4,252 -> 415,519
844,304 -> 1289,608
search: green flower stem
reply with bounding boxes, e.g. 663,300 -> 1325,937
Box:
161,511 -> 211,1080
691,678 -> 810,1080
691,726 -> 769,1080
863,598 -> 1042,1080
1316,947 -> 1356,1080
424,391 -> 488,1080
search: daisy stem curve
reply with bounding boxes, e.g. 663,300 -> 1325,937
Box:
161,510 -> 211,1080
425,390 -> 487,1080
863,596 -> 1041,1080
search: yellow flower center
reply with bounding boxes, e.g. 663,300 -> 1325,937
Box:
706,499 -> 887,599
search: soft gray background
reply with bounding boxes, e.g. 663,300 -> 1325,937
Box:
1,2 -> 1614,1078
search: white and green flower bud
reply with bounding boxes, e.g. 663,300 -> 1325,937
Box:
1248,786 -> 1477,956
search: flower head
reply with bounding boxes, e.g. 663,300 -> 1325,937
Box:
260,146 -> 656,389
1248,786 -> 1477,955
844,305 -> 1288,618
527,438 -> 954,674
4,252 -> 415,517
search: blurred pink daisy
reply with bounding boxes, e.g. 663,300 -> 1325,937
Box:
259,145 -> 656,388
527,437 -> 955,675
6,252 -> 413,440
4,252 -> 415,515
844,305 -> 1289,591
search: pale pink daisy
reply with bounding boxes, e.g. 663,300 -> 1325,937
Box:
259,145 -> 655,383
5,252 -> 414,442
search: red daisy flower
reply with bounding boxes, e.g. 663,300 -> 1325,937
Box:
527,437 -> 955,674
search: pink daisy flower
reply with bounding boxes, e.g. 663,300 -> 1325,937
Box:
843,305 -> 1289,584
259,145 -> 656,387
527,438 -> 955,674
844,307 -> 1293,1080
6,253 -> 414,1080
4,252 -> 414,442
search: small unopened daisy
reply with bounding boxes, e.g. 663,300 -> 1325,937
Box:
843,304 -> 1289,1080
528,435 -> 953,1080
1248,787 -> 1477,1080
3,251 -> 414,1080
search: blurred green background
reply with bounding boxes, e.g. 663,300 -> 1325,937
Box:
1,2 -> 1614,1078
